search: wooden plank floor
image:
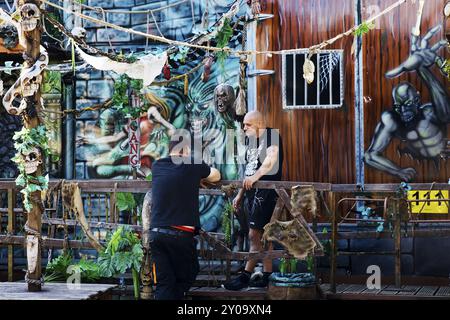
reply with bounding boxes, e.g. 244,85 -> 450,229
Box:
322,284 -> 450,300
187,286 -> 267,300
0,282 -> 117,300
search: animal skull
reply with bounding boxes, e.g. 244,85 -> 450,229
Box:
22,147 -> 42,174
20,3 -> 40,32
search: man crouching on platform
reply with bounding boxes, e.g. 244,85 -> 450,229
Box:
150,133 -> 221,300
223,111 -> 284,290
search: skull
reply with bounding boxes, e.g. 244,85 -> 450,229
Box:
0,24 -> 19,49
20,3 -> 40,32
21,74 -> 42,97
22,147 -> 42,174
71,27 -> 87,40
214,84 -> 236,113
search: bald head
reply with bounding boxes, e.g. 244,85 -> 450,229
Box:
243,111 -> 266,137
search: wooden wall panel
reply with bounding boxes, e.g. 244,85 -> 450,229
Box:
257,0 -> 356,183
257,0 -> 449,184
363,0 -> 449,183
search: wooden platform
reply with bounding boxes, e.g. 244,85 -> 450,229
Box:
321,284 -> 450,300
0,282 -> 117,300
187,287 -> 267,300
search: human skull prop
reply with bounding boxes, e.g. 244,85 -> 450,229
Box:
22,147 -> 42,174
20,3 -> 40,32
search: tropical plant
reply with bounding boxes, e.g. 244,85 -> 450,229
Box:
116,192 -> 137,212
221,200 -> 234,246
97,226 -> 143,299
44,251 -> 101,283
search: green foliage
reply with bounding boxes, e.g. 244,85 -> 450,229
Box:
42,71 -> 61,94
116,192 -> 137,212
215,18 -> 234,74
44,251 -> 101,283
112,74 -> 148,119
222,201 -> 234,245
98,226 -> 143,277
441,59 -> 450,80
98,226 -> 143,299
12,125 -> 51,212
353,21 -> 376,37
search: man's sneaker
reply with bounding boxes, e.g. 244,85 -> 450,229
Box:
222,272 -> 250,291
249,272 -> 271,288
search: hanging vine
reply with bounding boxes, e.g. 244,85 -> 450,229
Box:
12,125 -> 51,212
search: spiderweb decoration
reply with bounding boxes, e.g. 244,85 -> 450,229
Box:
319,52 -> 340,93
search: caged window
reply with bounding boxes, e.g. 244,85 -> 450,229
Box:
282,50 -> 344,109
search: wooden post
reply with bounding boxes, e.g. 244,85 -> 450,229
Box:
20,0 -> 44,292
7,188 -> 15,282
394,198 -> 402,288
329,191 -> 337,294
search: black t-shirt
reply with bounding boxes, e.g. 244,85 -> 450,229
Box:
244,128 -> 283,181
151,157 -> 211,228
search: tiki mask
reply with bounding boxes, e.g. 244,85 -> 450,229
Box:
22,147 -> 42,174
263,219 -> 316,259
20,3 -> 40,32
0,24 -> 19,49
214,84 -> 236,113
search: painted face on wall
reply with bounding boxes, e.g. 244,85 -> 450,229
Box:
214,84 -> 235,113
392,83 -> 421,123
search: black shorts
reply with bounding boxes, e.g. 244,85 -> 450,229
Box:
244,189 -> 278,230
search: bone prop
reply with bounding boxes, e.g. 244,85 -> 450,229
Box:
412,0 -> 425,37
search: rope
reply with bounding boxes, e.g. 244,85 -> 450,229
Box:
25,271 -> 45,286
55,0 -> 189,15
43,0 -> 412,56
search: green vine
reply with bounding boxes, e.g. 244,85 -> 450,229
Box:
12,126 -> 51,212
215,18 -> 234,75
222,200 -> 234,246
112,74 -> 148,119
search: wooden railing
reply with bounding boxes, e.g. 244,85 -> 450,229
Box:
0,179 -> 448,293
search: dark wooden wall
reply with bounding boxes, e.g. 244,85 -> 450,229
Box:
362,0 -> 449,183
256,0 -> 449,184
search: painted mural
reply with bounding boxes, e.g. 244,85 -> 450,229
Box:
364,26 -> 450,182
78,58 -> 242,231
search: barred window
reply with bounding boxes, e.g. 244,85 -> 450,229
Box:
282,50 -> 344,109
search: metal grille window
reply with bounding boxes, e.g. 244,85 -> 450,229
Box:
282,50 -> 344,109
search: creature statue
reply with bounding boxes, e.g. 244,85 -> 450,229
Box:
214,83 -> 236,116
364,26 -> 450,181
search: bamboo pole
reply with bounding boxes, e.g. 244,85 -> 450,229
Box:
20,0 -> 44,292
7,188 -> 15,282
